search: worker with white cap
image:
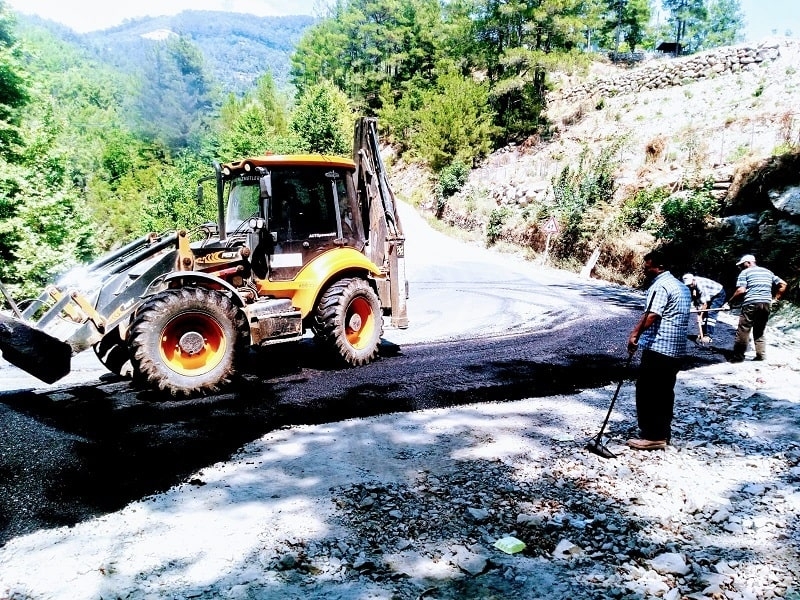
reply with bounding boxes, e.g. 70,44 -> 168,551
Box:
726,254 -> 787,362
681,273 -> 726,343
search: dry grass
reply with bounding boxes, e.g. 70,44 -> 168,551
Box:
645,136 -> 666,163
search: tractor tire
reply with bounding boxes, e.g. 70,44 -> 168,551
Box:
313,277 -> 383,366
128,288 -> 247,396
93,327 -> 133,378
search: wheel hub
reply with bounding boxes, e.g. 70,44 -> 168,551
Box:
348,312 -> 363,332
178,331 -> 205,356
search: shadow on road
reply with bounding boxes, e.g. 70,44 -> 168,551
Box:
0,322 -> 730,546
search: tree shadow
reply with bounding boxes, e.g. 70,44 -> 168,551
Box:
4,385 -> 791,599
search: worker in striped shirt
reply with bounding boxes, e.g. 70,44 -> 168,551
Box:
726,254 -> 787,362
681,273 -> 727,344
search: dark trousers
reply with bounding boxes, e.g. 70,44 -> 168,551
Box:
635,349 -> 682,441
733,303 -> 771,359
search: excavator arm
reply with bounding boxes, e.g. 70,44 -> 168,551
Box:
353,117 -> 409,329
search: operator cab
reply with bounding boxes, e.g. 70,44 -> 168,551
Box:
221,156 -> 364,281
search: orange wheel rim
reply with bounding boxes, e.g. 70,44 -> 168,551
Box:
345,296 -> 375,349
159,312 -> 227,376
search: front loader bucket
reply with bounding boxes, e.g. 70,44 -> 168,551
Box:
0,312 -> 71,384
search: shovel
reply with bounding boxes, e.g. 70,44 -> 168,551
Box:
585,350 -> 635,459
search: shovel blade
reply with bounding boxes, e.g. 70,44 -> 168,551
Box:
585,439 -> 616,459
0,312 -> 71,384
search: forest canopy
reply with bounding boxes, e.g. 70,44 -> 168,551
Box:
0,0 -> 745,296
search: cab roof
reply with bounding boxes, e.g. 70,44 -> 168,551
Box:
221,154 -> 356,177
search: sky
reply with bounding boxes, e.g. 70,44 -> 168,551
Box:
5,0 -> 323,33
737,0 -> 800,40
5,0 -> 800,41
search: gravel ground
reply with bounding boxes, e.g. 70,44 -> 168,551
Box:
1,321 -> 798,599
2,153 -> 799,598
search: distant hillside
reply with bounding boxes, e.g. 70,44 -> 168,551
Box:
18,11 -> 315,95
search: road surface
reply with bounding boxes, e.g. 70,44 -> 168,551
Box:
0,202 -> 731,544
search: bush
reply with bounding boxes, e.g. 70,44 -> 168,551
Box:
434,160 -> 470,218
486,207 -> 510,246
619,187 -> 668,230
652,182 -> 718,245
551,140 -> 624,261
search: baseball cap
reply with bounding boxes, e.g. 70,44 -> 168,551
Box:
736,254 -> 755,266
682,273 -> 694,284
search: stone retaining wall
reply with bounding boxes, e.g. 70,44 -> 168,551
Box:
548,40 -> 791,105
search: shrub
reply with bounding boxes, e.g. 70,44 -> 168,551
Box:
651,182 -> 719,246
619,187 -> 668,230
550,139 -> 624,261
437,161 -> 470,198
434,160 -> 470,218
644,136 -> 666,163
486,206 -> 511,246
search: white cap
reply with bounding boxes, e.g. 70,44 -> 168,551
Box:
682,274 -> 694,284
736,254 -> 756,266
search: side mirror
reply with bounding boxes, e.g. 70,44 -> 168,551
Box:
259,171 -> 272,199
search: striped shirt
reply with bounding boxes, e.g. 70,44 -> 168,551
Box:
639,272 -> 692,358
736,266 -> 785,306
693,276 -> 724,306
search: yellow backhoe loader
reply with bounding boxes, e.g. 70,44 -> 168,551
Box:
0,118 -> 408,395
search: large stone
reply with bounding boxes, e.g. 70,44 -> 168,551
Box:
649,552 -> 690,575
770,186 -> 800,216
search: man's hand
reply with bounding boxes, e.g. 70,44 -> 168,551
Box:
721,302 -> 731,311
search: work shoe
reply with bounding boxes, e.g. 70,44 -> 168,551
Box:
626,438 -> 667,450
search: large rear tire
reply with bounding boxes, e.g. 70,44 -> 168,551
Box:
93,327 -> 133,378
128,288 -> 247,396
313,278 -> 382,366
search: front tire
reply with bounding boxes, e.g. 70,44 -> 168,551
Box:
314,278 -> 383,366
128,288 -> 247,396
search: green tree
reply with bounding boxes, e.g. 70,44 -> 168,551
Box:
0,5 -> 95,294
290,0 -> 445,113
290,80 -> 353,156
216,72 -> 302,160
410,70 -> 496,170
661,0 -> 706,54
376,74 -> 429,151
472,0 -> 591,141
603,0 -> 652,53
136,36 -> 218,151
689,0 -> 744,51
661,0 -> 743,54
139,151 -> 218,235
0,1 -> 27,161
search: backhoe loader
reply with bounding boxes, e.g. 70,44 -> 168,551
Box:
0,118 -> 408,395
